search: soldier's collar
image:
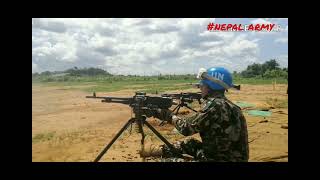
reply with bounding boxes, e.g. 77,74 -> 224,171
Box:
204,91 -> 225,99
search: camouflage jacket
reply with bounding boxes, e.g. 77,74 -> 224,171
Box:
172,92 -> 249,162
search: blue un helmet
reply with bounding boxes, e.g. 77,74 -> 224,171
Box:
198,67 -> 233,90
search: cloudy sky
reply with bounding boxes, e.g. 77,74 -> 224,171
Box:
32,18 -> 288,75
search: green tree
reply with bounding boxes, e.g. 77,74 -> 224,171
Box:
263,59 -> 279,71
65,67 -> 110,76
41,71 -> 51,76
263,69 -> 287,78
240,59 -> 283,78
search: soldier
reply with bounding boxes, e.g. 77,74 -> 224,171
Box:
144,67 -> 249,162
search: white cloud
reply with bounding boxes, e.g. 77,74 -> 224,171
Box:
32,18 -> 287,75
251,18 -> 273,25
265,18 -> 288,24
32,32 -> 78,62
276,54 -> 288,67
275,37 -> 288,43
32,18 -> 67,33
177,18 -> 213,30
223,34 -> 259,57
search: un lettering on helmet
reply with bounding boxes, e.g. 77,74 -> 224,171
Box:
211,72 -> 224,81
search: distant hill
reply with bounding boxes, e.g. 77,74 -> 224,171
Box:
33,67 -> 111,77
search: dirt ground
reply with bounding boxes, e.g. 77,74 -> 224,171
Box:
32,84 -> 288,162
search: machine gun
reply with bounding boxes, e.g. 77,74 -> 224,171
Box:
161,92 -> 202,115
86,91 -> 173,109
86,91 -> 182,162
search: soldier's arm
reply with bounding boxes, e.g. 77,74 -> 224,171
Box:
172,110 -> 211,136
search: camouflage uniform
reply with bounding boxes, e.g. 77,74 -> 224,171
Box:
161,91 -> 249,162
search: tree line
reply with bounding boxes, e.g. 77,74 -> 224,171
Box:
32,67 -> 111,77
32,59 -> 287,79
234,59 -> 288,79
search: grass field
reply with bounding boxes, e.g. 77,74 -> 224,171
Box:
32,74 -> 288,162
32,75 -> 287,94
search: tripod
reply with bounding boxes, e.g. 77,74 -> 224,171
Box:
93,114 -> 179,162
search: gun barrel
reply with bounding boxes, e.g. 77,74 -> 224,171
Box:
233,85 -> 241,90
85,96 -> 105,99
102,98 -> 132,104
191,83 -> 200,88
86,95 -> 132,104
103,97 -> 132,100
86,96 -> 131,100
161,92 -> 202,100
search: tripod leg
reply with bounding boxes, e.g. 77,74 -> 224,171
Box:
144,121 -> 182,157
175,106 -> 181,115
144,121 -> 174,150
137,118 -> 146,161
137,118 -> 145,145
172,105 -> 179,113
185,105 -> 198,113
93,118 -> 135,162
